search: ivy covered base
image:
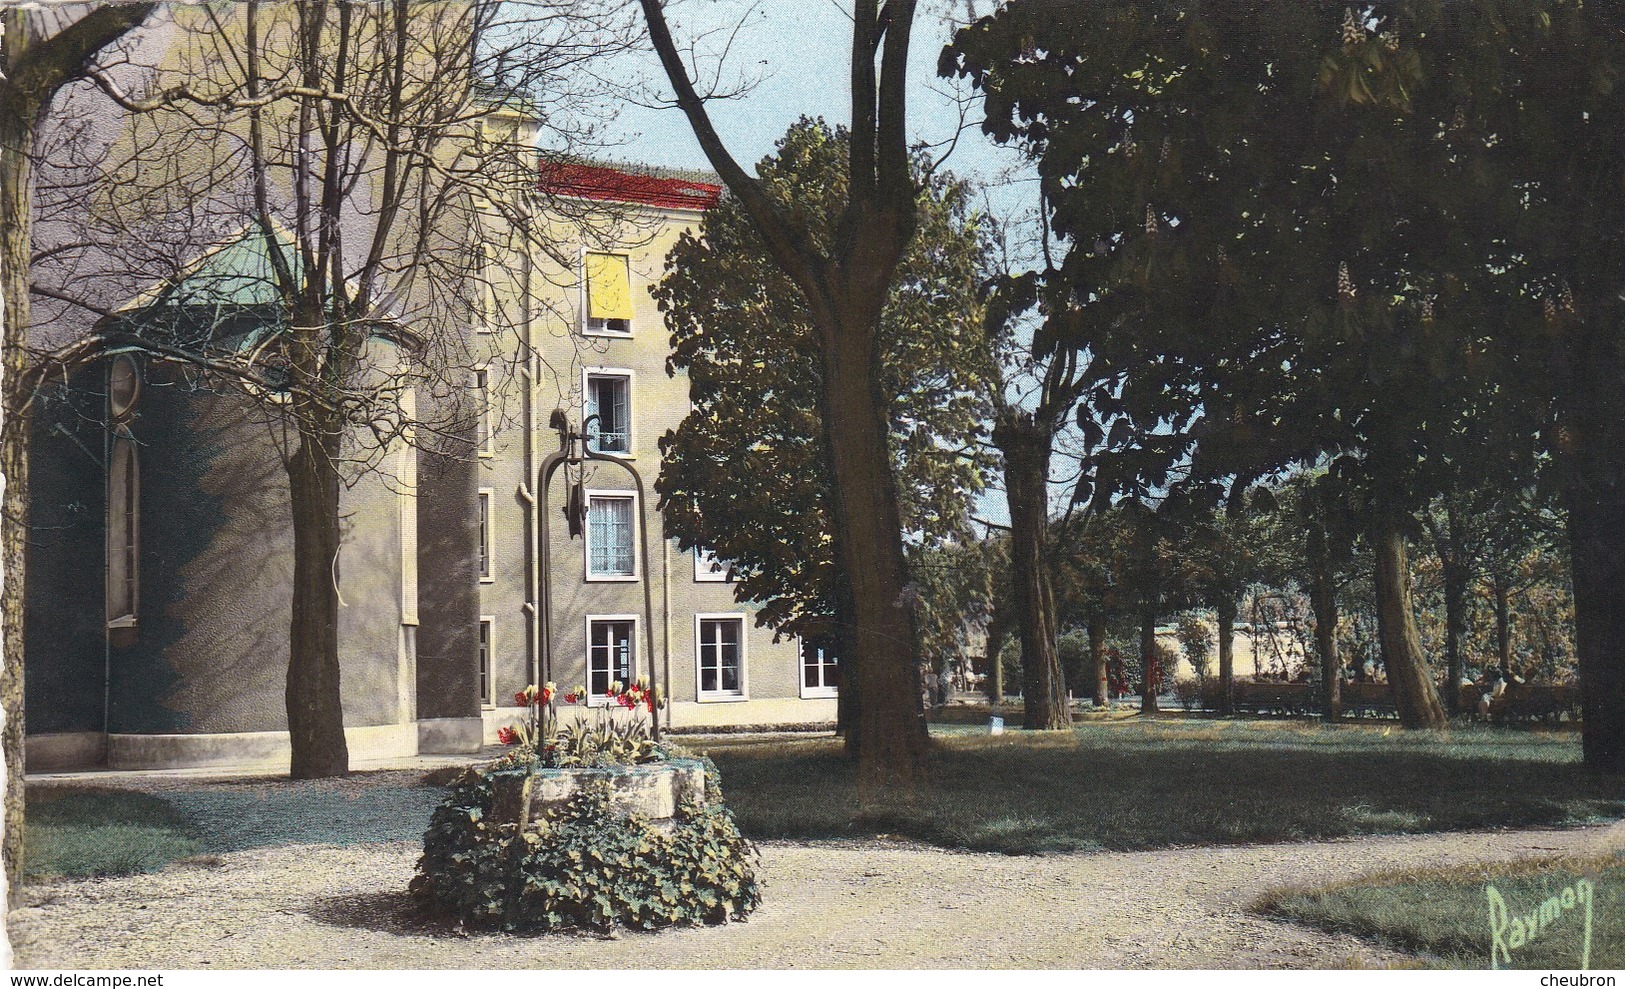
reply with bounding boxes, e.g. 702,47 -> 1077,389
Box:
410,757 -> 761,932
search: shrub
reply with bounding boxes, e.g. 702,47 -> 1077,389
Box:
1176,615 -> 1214,682
410,759 -> 760,932
1172,678 -> 1205,712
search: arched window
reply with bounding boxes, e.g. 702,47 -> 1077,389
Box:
107,432 -> 139,632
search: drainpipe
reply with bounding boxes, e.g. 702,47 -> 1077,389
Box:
662,523 -> 672,731
519,199 -> 539,709
101,392 -> 113,753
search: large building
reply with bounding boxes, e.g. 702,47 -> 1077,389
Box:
469,158 -> 840,744
24,139 -> 840,773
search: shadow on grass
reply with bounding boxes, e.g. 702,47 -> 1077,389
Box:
699,721 -> 1624,855
25,788 -> 200,879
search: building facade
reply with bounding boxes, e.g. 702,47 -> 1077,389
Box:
472,160 -> 838,743
23,155 -> 839,773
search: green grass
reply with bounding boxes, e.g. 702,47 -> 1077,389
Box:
1258,857 -> 1625,969
25,787 -> 200,879
695,720 -> 1625,855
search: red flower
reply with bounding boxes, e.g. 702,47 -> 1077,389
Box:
496,726 -> 519,746
563,693 -> 577,705
541,687 -> 554,705
646,693 -> 656,712
513,691 -> 528,707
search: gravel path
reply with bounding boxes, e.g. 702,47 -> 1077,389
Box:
12,770 -> 1625,970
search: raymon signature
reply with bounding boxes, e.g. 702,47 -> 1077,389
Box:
1487,878 -> 1594,970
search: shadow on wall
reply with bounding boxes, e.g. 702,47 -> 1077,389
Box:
160,389 -> 411,732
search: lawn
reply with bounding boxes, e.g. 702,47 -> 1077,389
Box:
1258,856 -> 1625,969
25,787 -> 200,879
695,719 -> 1625,854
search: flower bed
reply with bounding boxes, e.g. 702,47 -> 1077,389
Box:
410,681 -> 760,932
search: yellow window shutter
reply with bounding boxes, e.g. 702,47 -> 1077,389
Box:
586,253 -> 634,321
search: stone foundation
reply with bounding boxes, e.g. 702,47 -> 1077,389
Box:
491,758 -> 708,826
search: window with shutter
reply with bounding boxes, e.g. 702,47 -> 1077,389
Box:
584,252 -> 632,335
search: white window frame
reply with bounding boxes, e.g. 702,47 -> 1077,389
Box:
798,638 -> 840,699
472,366 -> 493,457
582,366 -> 634,458
695,613 -> 749,702
478,616 -> 496,707
580,250 -> 634,338
478,488 -> 495,582
694,547 -> 733,582
584,489 -> 639,582
585,615 -> 639,706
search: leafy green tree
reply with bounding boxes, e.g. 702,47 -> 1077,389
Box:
911,538 -> 1000,693
1263,470 -> 1365,719
654,119 -> 993,744
945,0 -> 1568,730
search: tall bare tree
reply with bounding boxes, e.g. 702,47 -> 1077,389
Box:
639,0 -> 930,787
23,1 -> 632,779
1,0 -> 158,913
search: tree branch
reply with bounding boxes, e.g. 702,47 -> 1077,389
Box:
637,0 -> 825,292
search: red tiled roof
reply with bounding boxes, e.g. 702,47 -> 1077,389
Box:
538,161 -> 722,211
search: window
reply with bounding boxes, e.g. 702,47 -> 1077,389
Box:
473,243 -> 495,334
800,639 -> 840,698
472,367 -> 492,456
584,370 -> 631,454
585,492 -> 636,580
587,617 -> 636,702
478,617 -> 495,706
696,615 -> 746,700
694,547 -> 731,582
583,252 -> 632,335
106,432 -> 139,633
478,488 -> 494,581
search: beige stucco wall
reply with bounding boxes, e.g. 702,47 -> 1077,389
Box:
473,195 -> 831,736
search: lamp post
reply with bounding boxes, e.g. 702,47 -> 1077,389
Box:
535,408 -> 662,741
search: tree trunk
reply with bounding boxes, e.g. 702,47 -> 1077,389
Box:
815,310 -> 927,789
1559,391 -> 1625,773
285,434 -> 350,778
836,668 -> 860,753
1216,597 -> 1236,716
0,3 -> 155,905
1493,576 -> 1512,675
1088,617 -> 1108,707
995,413 -> 1069,731
1442,564 -> 1465,714
1370,517 -> 1447,729
1310,572 -> 1341,722
830,531 -> 860,754
0,84 -> 35,914
1139,611 -> 1159,714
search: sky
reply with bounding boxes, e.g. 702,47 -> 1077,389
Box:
593,1 -> 1032,207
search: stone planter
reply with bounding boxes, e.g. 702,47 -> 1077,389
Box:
491,758 -> 708,829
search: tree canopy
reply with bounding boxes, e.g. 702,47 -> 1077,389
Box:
655,118 -> 995,643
